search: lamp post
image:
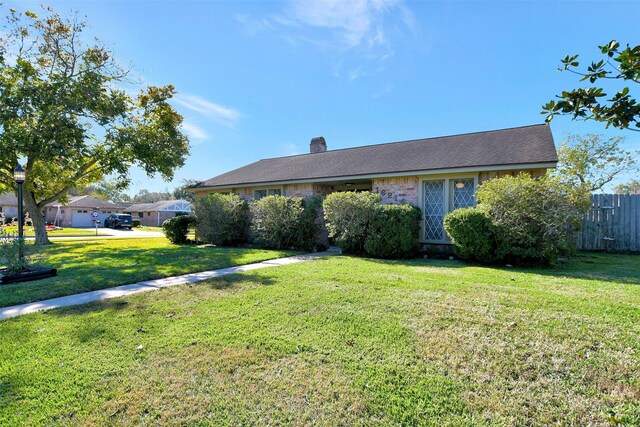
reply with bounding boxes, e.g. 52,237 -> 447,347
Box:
13,164 -> 26,263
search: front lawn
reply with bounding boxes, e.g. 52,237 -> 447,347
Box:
1,225 -> 106,237
1,252 -> 638,425
0,238 -> 296,307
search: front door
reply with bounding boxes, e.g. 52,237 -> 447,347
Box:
423,180 -> 445,241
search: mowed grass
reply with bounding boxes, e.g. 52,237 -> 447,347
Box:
1,225 -> 105,237
0,238 -> 296,308
1,252 -> 638,425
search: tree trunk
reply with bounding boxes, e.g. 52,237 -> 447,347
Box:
23,190 -> 51,245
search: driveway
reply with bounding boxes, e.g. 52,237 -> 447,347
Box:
99,227 -> 164,238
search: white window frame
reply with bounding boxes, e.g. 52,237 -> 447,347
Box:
418,173 -> 478,243
253,186 -> 283,200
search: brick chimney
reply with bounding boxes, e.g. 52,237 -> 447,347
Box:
310,136 -> 327,154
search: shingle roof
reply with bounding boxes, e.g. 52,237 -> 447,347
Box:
0,193 -> 120,209
0,193 -> 17,206
197,124 -> 557,189
126,199 -> 191,212
47,196 -> 121,209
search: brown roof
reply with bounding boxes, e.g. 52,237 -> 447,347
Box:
197,124 -> 557,189
47,195 -> 121,209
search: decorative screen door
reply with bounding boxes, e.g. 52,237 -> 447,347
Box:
423,180 -> 445,241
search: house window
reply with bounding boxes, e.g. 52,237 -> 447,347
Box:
253,188 -> 282,200
421,177 -> 477,242
139,212 -> 144,218
423,180 -> 446,241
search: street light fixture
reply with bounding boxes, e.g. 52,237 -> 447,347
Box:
13,164 -> 26,263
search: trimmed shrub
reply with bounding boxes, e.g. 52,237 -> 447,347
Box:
365,204 -> 421,258
250,195 -> 323,251
475,174 -> 588,266
132,219 -> 141,228
193,193 -> 250,245
444,207 -> 501,263
323,191 -> 380,254
296,195 -> 325,251
162,215 -> 195,244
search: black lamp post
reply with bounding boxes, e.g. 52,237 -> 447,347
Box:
13,164 -> 26,262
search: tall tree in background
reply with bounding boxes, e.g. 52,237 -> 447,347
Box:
554,134 -> 638,192
614,179 -> 640,195
0,7 -> 189,244
173,179 -> 199,203
542,40 -> 639,131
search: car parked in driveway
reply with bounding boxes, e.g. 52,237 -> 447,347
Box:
104,213 -> 133,230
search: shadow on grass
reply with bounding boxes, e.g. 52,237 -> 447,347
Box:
359,251 -> 640,286
1,241 -> 295,308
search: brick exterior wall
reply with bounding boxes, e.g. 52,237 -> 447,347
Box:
130,210 -> 177,227
372,177 -> 419,206
284,184 -> 332,198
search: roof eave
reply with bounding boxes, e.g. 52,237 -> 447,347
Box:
192,161 -> 558,191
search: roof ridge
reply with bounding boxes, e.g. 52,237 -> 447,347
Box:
258,123 -> 548,162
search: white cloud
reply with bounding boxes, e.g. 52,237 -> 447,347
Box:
181,122 -> 209,143
281,0 -> 413,52
173,94 -> 241,128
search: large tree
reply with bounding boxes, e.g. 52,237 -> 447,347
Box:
542,40 -> 639,131
554,134 -> 638,192
0,7 -> 189,244
614,179 -> 640,195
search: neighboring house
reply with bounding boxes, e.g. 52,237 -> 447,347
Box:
191,124 -> 558,245
125,200 -> 192,226
45,196 -> 123,227
0,193 -> 18,219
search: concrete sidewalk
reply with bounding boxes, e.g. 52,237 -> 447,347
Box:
0,249 -> 339,321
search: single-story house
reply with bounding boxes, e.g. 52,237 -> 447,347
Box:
190,124 -> 558,245
0,193 -> 18,219
45,196 -> 123,227
125,200 -> 192,226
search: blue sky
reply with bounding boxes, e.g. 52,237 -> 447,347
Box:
8,0 -> 640,194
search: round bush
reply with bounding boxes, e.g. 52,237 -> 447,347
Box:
132,219 -> 141,228
193,193 -> 249,246
364,204 -> 421,258
323,191 -> 380,254
162,215 -> 195,244
250,195 -> 324,251
444,207 -> 500,263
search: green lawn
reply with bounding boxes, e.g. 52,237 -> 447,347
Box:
0,238 -> 296,308
1,252 -> 638,425
1,225 -> 106,237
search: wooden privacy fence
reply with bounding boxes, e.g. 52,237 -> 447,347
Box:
577,194 -> 640,252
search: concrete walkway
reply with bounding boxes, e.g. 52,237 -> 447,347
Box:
0,249 -> 339,321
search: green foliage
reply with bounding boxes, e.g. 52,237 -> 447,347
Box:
0,238 -> 29,274
543,40 -> 640,131
475,174 -> 589,266
132,219 -> 141,228
364,204 -> 421,258
444,207 -> 501,263
162,215 -> 195,244
0,7 -> 189,245
193,193 -> 249,246
250,195 -> 323,251
614,179 -> 640,194
323,191 -> 380,254
554,134 -> 639,192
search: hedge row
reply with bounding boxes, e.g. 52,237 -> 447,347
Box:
323,191 -> 421,258
175,192 -> 421,259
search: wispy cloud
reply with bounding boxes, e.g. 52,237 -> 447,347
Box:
237,1 -> 415,80
279,0 -> 414,53
181,122 -> 209,143
173,94 -> 241,128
